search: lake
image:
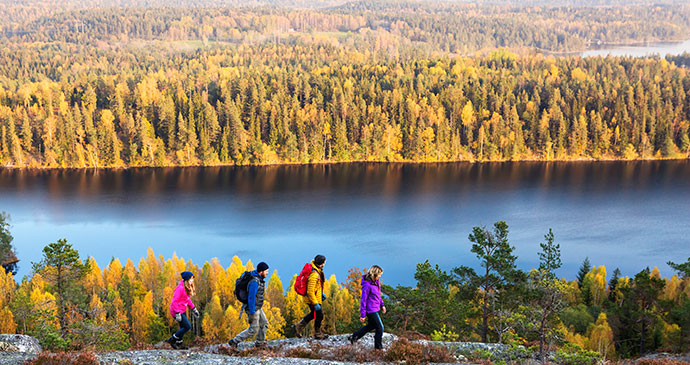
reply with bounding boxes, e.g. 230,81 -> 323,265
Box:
1,161 -> 688,286
582,39 -> 690,58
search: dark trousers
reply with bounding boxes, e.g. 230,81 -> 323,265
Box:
301,304 -> 323,332
352,312 -> 384,349
173,312 -> 191,340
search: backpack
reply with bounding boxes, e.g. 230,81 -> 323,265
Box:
293,262 -> 312,296
234,271 -> 254,304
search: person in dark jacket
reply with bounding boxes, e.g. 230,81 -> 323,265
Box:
228,262 -> 270,348
348,265 -> 386,349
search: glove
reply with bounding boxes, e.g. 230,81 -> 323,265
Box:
314,304 -> 322,312
193,308 -> 200,319
175,312 -> 182,322
322,293 -> 327,301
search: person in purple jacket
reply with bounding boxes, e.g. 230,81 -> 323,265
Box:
348,265 -> 386,349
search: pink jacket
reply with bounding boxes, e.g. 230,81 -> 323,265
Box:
170,280 -> 195,317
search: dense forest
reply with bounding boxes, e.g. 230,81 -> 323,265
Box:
4,3 -> 690,54
1,44 -> 690,167
1,214 -> 688,360
1,1 -> 690,168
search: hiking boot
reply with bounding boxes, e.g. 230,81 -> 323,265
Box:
314,330 -> 329,340
347,334 -> 357,345
227,339 -> 238,349
292,319 -> 307,338
166,336 -> 179,349
175,341 -> 188,350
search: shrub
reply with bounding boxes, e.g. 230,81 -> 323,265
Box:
326,346 -> 385,362
470,348 -> 495,361
283,346 -> 320,359
28,351 -> 99,365
385,338 -> 456,364
30,323 -> 69,351
431,324 -> 460,342
553,343 -> 601,365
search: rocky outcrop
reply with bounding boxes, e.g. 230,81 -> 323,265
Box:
636,352 -> 690,363
425,340 -> 527,360
0,334 -> 43,364
0,334 -> 42,353
0,333 -> 528,364
203,333 -> 398,354
98,350 -> 371,365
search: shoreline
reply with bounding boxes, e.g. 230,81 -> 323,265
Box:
1,156 -> 688,171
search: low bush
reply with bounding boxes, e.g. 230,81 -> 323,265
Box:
28,351 -> 99,365
284,347 -> 320,359
283,344 -> 322,359
325,345 -> 385,362
552,343 -> 601,365
384,338 -> 457,364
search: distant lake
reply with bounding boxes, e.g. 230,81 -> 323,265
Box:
582,39 -> 690,58
1,161 -> 688,286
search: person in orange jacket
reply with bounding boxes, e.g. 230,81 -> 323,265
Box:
293,254 -> 328,339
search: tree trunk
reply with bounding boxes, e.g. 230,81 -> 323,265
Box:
540,315 -> 547,363
640,320 -> 646,356
482,266 -> 490,343
57,264 -> 67,337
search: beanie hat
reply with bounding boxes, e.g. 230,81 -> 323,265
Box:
257,262 -> 269,272
181,271 -> 194,281
314,255 -> 326,266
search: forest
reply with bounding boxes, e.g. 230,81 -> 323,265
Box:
1,1 -> 690,167
1,44 -> 690,167
0,214 -> 688,360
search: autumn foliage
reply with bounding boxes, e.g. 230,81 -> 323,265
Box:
0,247 -> 359,351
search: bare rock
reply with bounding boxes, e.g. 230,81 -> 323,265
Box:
0,334 -> 42,354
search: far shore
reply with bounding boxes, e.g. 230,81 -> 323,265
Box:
1,155 -> 688,171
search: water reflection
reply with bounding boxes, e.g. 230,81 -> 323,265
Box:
0,161 -> 688,285
581,40 -> 690,58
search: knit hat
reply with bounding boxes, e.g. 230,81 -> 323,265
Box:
181,271 -> 194,281
314,255 -> 326,266
257,262 -> 269,272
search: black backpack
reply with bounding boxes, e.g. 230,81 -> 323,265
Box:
234,271 -> 253,304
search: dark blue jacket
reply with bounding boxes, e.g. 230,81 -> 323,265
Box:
246,270 -> 265,314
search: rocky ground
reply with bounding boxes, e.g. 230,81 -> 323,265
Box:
0,333 -> 502,364
3,333 -> 689,364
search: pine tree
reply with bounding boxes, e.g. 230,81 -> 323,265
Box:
454,221 -> 518,343
31,239 -> 90,337
0,212 -> 18,275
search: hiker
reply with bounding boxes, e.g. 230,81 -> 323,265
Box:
292,254 -> 329,339
167,271 -> 200,349
227,261 -> 270,349
348,265 -> 386,350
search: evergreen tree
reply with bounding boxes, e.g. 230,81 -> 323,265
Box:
32,239 -> 90,338
453,221 -> 518,343
0,212 -> 18,275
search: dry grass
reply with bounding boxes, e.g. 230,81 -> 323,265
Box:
384,338 -> 457,364
28,351 -> 99,365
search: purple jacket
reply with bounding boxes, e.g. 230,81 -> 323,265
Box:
360,276 -> 385,318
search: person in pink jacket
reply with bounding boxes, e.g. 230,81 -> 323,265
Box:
166,271 -> 200,349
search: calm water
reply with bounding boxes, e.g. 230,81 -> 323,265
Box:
582,39 -> 690,58
1,161 -> 689,286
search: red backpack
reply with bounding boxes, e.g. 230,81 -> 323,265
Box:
293,262 -> 312,296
